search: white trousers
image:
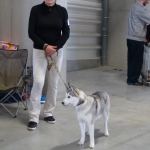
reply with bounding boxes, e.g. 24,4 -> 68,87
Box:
29,48 -> 63,123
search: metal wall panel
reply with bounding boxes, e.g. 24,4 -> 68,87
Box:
67,0 -> 103,71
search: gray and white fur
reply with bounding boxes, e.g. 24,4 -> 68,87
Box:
62,84 -> 110,149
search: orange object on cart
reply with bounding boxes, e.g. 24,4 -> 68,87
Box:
0,41 -> 18,50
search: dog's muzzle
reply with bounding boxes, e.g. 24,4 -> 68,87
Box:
61,102 -> 70,106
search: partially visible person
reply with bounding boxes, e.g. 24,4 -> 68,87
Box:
126,0 -> 150,86
27,0 -> 70,131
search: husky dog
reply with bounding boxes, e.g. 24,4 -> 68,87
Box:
62,84 -> 110,149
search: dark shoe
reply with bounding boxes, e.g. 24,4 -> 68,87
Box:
127,81 -> 143,86
44,116 -> 56,124
27,121 -> 37,131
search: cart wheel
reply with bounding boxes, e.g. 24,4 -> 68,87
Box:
142,79 -> 145,84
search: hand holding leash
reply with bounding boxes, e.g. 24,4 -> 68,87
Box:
45,45 -> 57,57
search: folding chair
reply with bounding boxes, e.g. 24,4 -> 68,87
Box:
0,49 -> 30,118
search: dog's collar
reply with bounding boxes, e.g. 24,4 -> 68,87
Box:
76,99 -> 85,106
91,94 -> 99,100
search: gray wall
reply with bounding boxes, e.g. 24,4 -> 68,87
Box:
0,0 -> 67,97
107,0 -> 137,69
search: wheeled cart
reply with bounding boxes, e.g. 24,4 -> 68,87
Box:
141,44 -> 150,86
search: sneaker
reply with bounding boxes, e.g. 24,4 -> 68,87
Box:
27,121 -> 37,131
44,116 -> 56,124
41,96 -> 46,104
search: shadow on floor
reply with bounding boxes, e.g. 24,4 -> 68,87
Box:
51,129 -> 105,150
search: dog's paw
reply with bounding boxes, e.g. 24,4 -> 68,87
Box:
77,140 -> 84,145
89,144 -> 95,149
104,132 -> 109,137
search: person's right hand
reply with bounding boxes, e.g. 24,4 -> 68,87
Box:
45,45 -> 57,57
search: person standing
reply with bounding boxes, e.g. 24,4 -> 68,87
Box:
28,0 -> 70,130
126,0 -> 150,85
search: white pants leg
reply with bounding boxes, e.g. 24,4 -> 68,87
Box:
29,48 -> 63,123
43,49 -> 63,117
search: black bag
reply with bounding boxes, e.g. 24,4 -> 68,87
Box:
0,93 -> 22,103
146,25 -> 150,42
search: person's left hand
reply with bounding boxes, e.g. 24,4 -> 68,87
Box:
45,45 -> 57,57
45,51 -> 54,57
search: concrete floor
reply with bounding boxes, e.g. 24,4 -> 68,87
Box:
0,66 -> 150,150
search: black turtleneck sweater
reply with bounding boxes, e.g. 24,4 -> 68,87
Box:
28,2 -> 70,50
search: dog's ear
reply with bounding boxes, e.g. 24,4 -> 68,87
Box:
70,85 -> 75,92
68,82 -> 71,88
74,87 -> 80,96
70,86 -> 79,96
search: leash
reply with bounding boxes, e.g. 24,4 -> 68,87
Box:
47,51 -> 69,90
